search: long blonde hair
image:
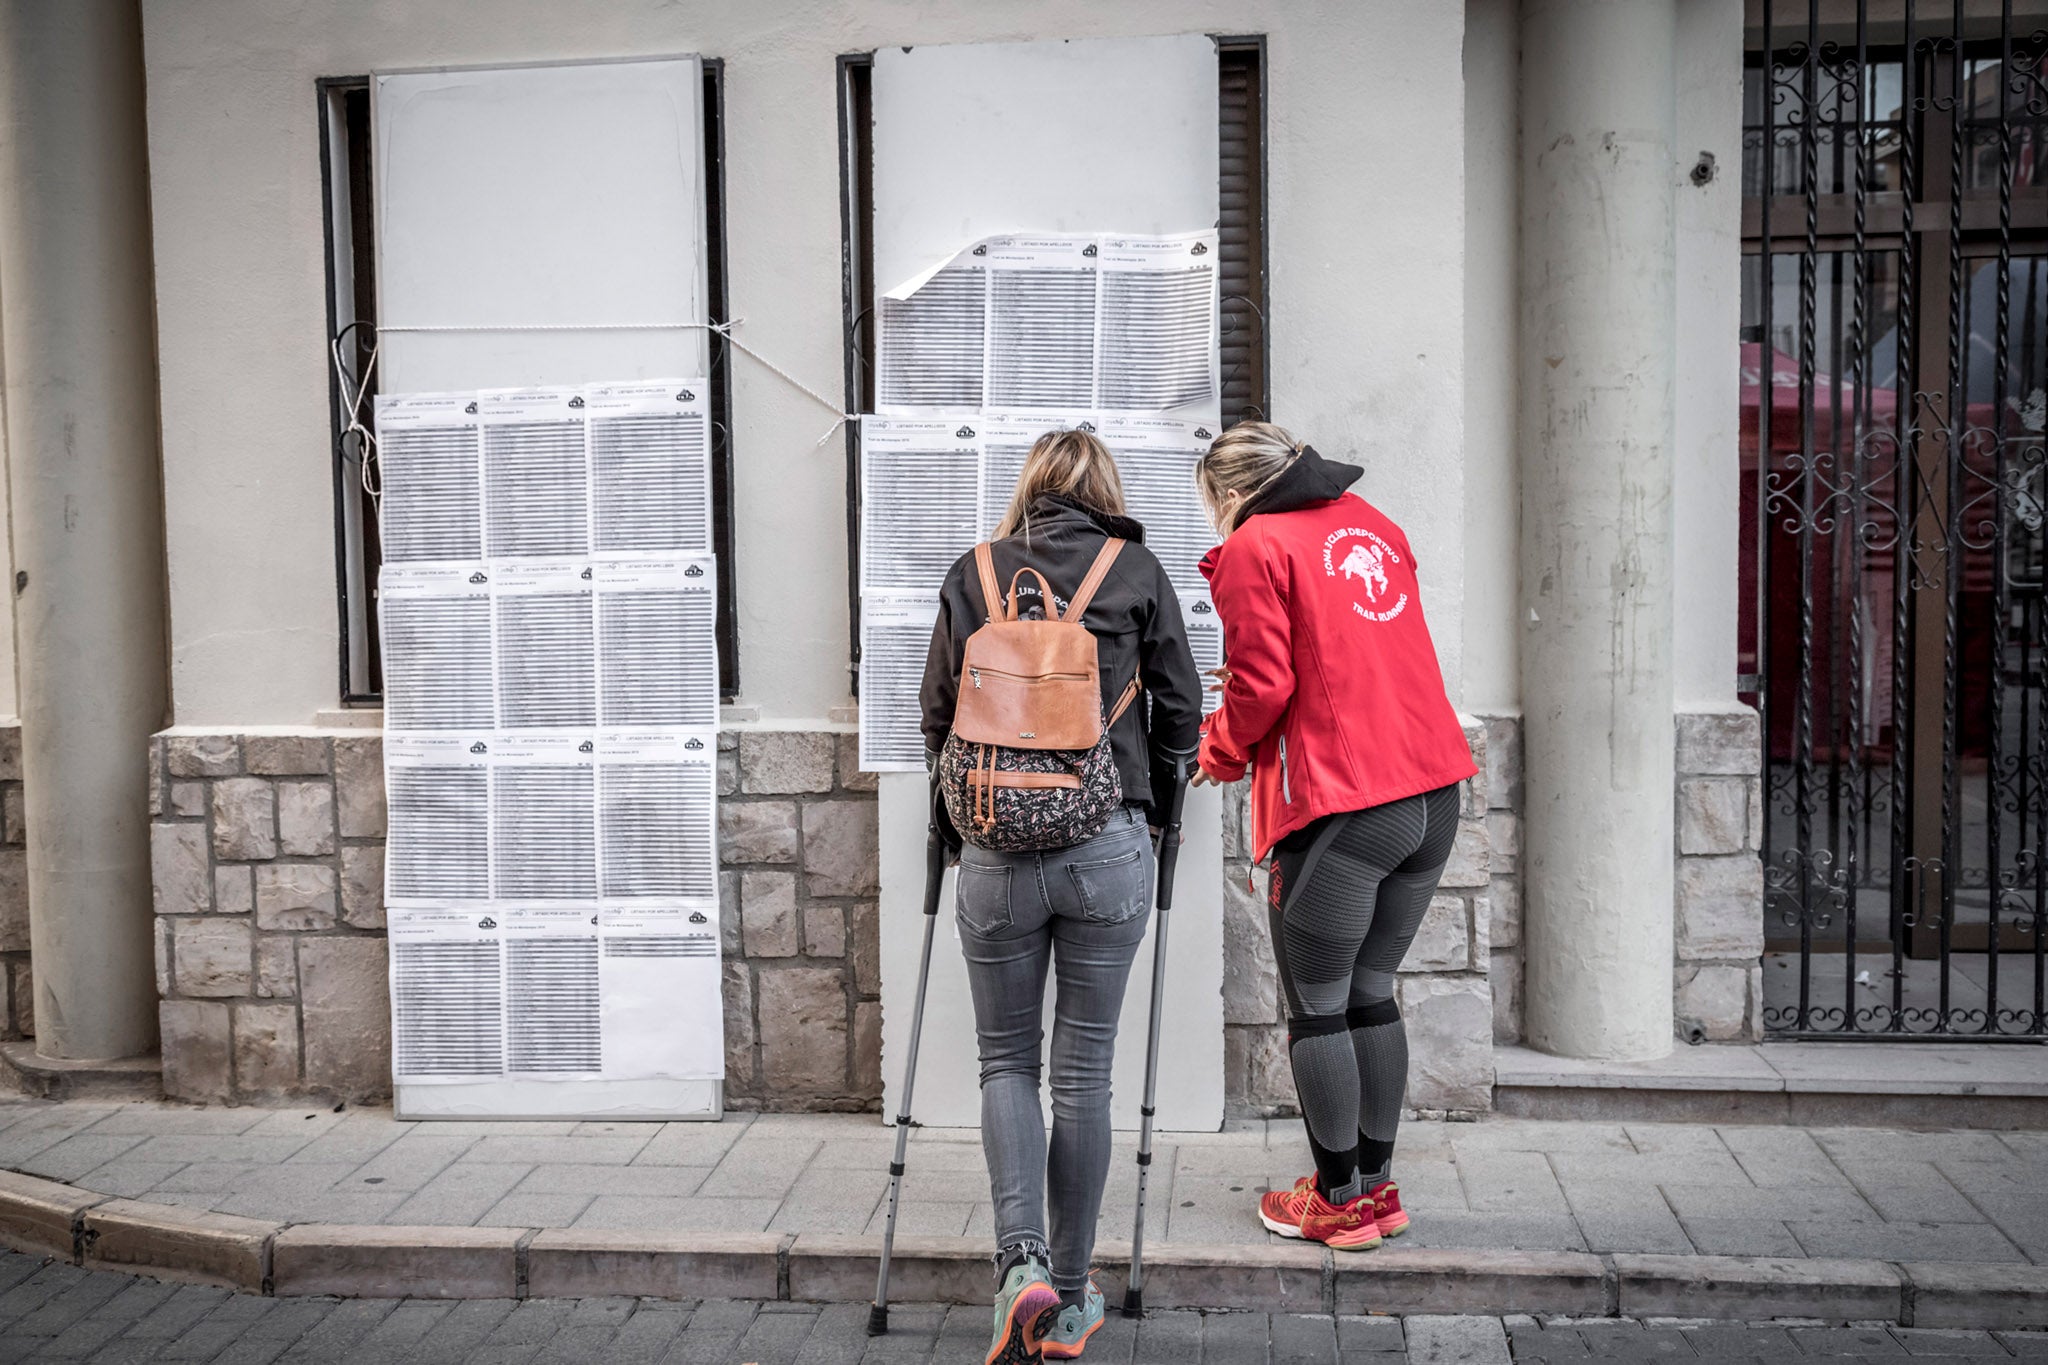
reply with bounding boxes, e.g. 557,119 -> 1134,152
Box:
993,428 -> 1127,539
1196,421 -> 1305,535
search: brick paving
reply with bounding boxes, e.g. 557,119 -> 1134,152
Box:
2,1249 -> 2047,1363
2,1101 -> 2043,1265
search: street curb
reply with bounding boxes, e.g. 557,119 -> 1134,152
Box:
2,1172 -> 2045,1326
81,1199 -> 276,1292
0,1170 -> 105,1261
1613,1253 -> 1902,1324
272,1225 -> 522,1300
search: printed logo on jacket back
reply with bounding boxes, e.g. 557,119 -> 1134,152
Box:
1322,527 -> 1409,624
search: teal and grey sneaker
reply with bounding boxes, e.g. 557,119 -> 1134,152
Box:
1037,1279 -> 1104,1359
987,1250 -> 1060,1365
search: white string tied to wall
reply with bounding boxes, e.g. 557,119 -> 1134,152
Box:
331,317 -> 858,505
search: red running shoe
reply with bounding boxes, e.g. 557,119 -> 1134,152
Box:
1370,1180 -> 1409,1237
1297,1184 -> 1382,1250
1258,1175 -> 1314,1238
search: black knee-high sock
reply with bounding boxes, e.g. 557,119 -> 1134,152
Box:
1286,1013 -> 1362,1203
1349,999 -> 1406,1187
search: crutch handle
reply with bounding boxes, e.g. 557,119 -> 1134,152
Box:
1153,750 -> 1192,913
922,824 -> 946,918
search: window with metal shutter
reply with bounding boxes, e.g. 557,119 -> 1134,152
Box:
1218,39 -> 1269,428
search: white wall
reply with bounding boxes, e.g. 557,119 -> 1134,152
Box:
0,275 -> 17,720
1673,0 -> 1745,706
138,0 -> 1468,727
1460,0 -> 1519,715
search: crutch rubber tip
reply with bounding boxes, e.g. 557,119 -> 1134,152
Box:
1121,1287 -> 1143,1318
867,1304 -> 889,1336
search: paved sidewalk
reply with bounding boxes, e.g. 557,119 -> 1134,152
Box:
4,1248 -> 2047,1364
0,1100 -> 2042,1265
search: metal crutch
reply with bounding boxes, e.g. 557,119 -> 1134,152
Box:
1123,753 -> 1193,1318
868,788 -> 951,1337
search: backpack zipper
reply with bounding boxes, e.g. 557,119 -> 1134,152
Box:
969,666 -> 1089,688
1278,734 -> 1293,804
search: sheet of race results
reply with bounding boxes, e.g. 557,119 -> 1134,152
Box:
853,411 -> 1222,770
876,231 -> 1220,419
373,379 -> 724,1087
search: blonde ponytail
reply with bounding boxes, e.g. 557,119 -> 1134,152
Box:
1196,421 -> 1304,535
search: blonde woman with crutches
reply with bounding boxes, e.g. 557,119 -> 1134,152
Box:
877,429 -> 1201,1365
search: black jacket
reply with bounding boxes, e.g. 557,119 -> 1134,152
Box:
919,495 -> 1205,818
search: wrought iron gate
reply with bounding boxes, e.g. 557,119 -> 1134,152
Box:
1745,2 -> 2048,1038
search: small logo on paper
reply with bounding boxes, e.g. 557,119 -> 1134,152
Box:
1192,599 -> 1213,614
469,741 -> 488,754
578,739 -> 594,753
568,396 -> 585,409
1190,241 -> 1209,256
478,916 -> 497,929
971,244 -> 988,256
1195,427 -> 1213,440
464,401 -> 479,415
580,567 -> 593,580
684,563 -> 705,578
684,737 -> 705,751
956,425 -> 976,439
688,910 -> 708,924
1077,421 -> 1097,433
469,571 -> 489,584
676,388 -> 695,402
1082,243 -> 1099,258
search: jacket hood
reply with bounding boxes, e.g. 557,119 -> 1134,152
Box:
1015,492 -> 1147,545
1196,446 -> 1364,580
1237,445 -> 1363,521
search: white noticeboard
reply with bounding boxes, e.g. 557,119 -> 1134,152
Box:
868,34 -> 1226,1132
373,57 -> 721,1120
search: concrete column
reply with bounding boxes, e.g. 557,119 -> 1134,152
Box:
0,0 -> 167,1060
1518,0 -> 1678,1060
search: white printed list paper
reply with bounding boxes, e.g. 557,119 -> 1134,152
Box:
858,229 -> 1225,772
376,380 -> 723,1085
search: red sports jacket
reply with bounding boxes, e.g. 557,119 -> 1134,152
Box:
1197,448 -> 1475,863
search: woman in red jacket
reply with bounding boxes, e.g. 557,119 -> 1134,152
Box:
1192,422 -> 1475,1252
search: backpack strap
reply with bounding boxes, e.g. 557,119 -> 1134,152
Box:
1061,538 -> 1125,623
972,542 -> 1003,623
1107,676 -> 1142,726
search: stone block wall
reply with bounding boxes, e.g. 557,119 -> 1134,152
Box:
147,730 -> 392,1103
147,727 -> 883,1110
716,730 -> 882,1112
1476,706 -> 1766,1047
0,725 -> 30,1042
1673,707 -> 1766,1041
1221,721 -> 1495,1118
1482,715 -> 1523,1045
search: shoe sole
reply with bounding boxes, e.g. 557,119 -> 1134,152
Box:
1325,1232 -> 1385,1251
987,1283 -> 1060,1365
1379,1217 -> 1409,1237
1259,1208 -> 1307,1239
1038,1312 -> 1103,1360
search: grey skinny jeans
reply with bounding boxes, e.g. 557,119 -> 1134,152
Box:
955,805 -> 1153,1295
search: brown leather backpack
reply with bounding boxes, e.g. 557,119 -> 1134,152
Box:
938,538 -> 1139,851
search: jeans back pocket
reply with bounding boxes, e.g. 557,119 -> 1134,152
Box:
955,859 -> 1016,936
1066,845 -> 1150,924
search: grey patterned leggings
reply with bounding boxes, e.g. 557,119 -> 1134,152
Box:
1269,784 -> 1461,1202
